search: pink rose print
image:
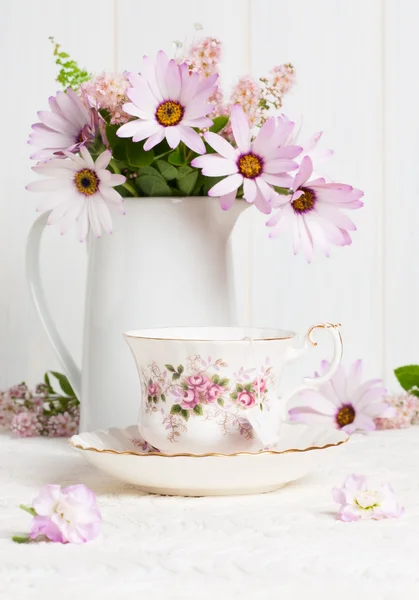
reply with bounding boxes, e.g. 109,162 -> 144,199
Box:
253,378 -> 267,394
237,391 -> 256,408
180,389 -> 199,410
206,384 -> 223,403
188,375 -> 210,392
148,382 -> 161,396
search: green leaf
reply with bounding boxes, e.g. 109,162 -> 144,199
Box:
177,165 -> 194,178
177,365 -> 184,374
152,396 -> 158,404
156,160 -> 178,181
180,409 -> 190,421
193,404 -> 203,416
219,378 -> 229,387
165,364 -> 176,372
209,115 -> 229,133
237,384 -> 244,393
394,365 -> 419,394
230,393 -> 238,400
170,404 -> 182,415
212,374 -> 220,384
172,373 -> 181,381
259,404 -> 264,411
137,174 -> 171,197
105,124 -> 127,161
217,398 -> 224,407
161,394 -> 166,402
177,171 -> 198,195
181,382 -> 189,390
49,371 -> 76,398
147,395 -> 152,403
244,383 -> 253,393
168,146 -> 188,166
126,140 -> 155,168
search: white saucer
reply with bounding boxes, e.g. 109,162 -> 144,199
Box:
69,424 -> 349,496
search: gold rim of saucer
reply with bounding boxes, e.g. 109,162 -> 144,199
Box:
68,435 -> 349,458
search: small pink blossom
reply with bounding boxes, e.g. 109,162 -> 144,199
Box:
332,474 -> 404,522
82,72 -> 130,124
9,383 -> 30,400
29,484 -> 101,544
10,412 -> 40,438
180,389 -> 199,409
236,391 -> 256,408
289,360 -> 392,434
182,36 -> 222,77
46,412 -> 78,437
188,375 -> 210,392
206,384 -> 223,403
148,382 -> 161,397
375,393 -> 417,430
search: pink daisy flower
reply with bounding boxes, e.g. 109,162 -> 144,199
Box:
289,360 -> 393,434
332,474 -> 404,522
29,88 -> 97,162
117,51 -> 217,154
191,105 -> 301,213
267,156 -> 364,262
26,147 -> 126,241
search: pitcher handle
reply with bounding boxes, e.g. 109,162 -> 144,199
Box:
281,322 -> 343,421
26,213 -> 82,399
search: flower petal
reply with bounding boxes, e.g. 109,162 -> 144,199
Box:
192,155 -> 237,177
204,132 -> 237,161
155,50 -> 169,98
243,178 -> 257,203
95,150 -> 112,171
230,105 -> 250,152
208,174 -> 243,197
165,59 -> 181,99
32,484 -> 61,516
292,156 -> 313,190
219,190 -> 237,211
178,125 -> 205,154
165,126 -> 181,149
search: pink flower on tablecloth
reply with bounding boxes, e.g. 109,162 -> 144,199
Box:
148,382 -> 161,397
10,411 -> 41,438
236,391 -> 256,408
205,384 -> 223,403
29,484 -> 101,544
180,389 -> 199,410
187,375 -> 210,392
253,377 -> 267,394
332,474 -> 404,522
0,392 -> 17,428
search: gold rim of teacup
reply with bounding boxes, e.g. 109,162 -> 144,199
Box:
68,436 -> 349,458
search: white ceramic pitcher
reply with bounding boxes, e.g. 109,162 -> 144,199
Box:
26,197 -> 247,430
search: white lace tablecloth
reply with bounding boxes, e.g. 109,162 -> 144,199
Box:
0,428 -> 418,600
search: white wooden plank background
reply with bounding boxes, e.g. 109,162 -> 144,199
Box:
0,0 -> 415,391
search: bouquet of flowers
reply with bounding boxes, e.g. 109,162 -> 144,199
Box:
27,34 -> 363,261
0,372 -> 79,438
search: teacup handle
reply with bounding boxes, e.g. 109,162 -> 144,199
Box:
281,322 -> 343,421
244,322 -> 343,447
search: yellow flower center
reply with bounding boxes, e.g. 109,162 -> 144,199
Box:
155,100 -> 184,127
237,153 -> 263,179
336,404 -> 355,428
292,187 -> 316,213
74,169 -> 99,196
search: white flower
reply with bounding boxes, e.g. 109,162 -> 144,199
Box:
26,148 -> 126,241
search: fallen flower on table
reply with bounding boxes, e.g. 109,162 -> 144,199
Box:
332,474 -> 404,522
288,359 -> 394,434
13,484 -> 101,544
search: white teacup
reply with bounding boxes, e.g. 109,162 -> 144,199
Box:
124,324 -> 342,454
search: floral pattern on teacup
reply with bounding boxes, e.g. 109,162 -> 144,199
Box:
140,355 -> 275,444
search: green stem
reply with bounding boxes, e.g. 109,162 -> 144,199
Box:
109,159 -> 121,174
12,535 -> 31,544
153,150 -> 172,161
19,504 -> 37,517
122,181 -> 138,197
